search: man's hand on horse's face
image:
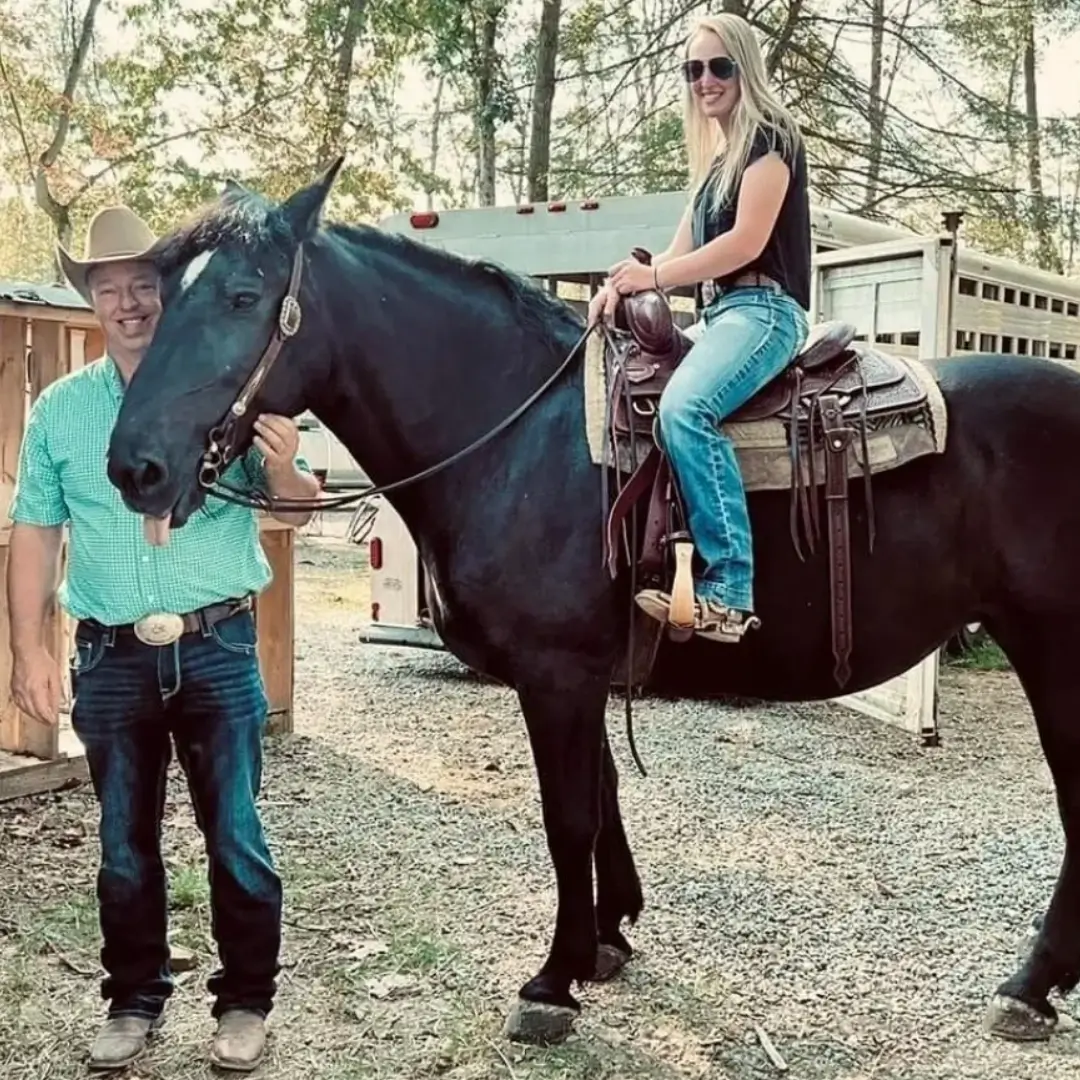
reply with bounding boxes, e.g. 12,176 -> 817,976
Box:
254,414 -> 301,476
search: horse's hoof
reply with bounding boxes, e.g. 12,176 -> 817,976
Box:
591,943 -> 632,982
983,994 -> 1057,1041
503,999 -> 578,1045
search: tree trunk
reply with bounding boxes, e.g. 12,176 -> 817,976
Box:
863,0 -> 885,212
1021,7 -> 1062,273
765,0 -> 805,78
1058,144 -> 1075,274
317,0 -> 368,167
1065,165 -> 1079,274
474,1 -> 503,206
32,0 -> 100,276
426,74 -> 445,211
1005,51 -> 1020,197
526,0 -> 562,202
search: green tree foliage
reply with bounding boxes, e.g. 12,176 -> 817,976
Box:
938,0 -> 1080,271
0,0 -> 1076,281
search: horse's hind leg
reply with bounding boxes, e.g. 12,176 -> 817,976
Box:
591,734 -> 644,982
984,615 -> 1080,1040
503,664 -> 608,1046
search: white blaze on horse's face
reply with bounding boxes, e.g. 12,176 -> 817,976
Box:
180,248 -> 218,293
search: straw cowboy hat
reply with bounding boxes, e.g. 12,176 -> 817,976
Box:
57,205 -> 159,306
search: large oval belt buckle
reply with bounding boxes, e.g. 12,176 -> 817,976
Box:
133,612 -> 185,646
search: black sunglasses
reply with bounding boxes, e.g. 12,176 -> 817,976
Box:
682,57 -> 738,83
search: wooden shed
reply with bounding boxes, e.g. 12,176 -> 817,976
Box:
0,279 -> 297,801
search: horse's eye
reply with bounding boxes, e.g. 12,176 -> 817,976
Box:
229,291 -> 260,311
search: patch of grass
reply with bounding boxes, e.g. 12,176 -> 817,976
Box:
515,1040 -> 637,1080
168,863 -> 210,911
392,929 -> 462,977
0,951 -> 40,1000
946,631 -> 1012,672
318,1061 -> 381,1080
277,849 -> 347,890
25,891 -> 100,955
322,924 -> 465,999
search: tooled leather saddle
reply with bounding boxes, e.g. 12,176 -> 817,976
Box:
600,248 -> 932,689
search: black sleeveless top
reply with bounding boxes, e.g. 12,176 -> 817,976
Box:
691,123 -> 811,310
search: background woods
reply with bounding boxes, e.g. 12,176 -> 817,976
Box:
0,0 -> 1077,281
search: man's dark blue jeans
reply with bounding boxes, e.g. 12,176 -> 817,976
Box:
69,606 -> 282,1021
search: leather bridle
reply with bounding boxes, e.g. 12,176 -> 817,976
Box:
198,243 -> 306,491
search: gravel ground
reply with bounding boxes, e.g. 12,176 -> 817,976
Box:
0,519 -> 1076,1079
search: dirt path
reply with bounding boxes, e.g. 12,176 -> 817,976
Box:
0,530 -> 1076,1079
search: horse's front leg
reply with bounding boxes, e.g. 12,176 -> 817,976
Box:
504,663 -> 609,1046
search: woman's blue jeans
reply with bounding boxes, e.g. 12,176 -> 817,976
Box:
656,285 -> 809,613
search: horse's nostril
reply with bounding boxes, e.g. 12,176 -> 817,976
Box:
136,459 -> 165,491
126,455 -> 170,498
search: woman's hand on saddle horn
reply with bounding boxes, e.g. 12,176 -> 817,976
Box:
608,257 -> 655,296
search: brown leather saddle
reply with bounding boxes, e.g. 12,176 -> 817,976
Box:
600,249 -> 931,689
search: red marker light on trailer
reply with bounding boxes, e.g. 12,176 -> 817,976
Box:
371,602 -> 380,622
517,204 -> 535,214
369,536 -> 383,569
548,201 -> 566,212
581,199 -> 599,210
409,211 -> 439,229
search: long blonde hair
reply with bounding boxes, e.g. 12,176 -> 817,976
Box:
683,14 -> 801,215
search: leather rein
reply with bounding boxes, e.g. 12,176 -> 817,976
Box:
198,241 -> 595,514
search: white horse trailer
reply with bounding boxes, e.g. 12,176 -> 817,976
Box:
357,193 -> 1080,743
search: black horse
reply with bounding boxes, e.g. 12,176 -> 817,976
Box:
107,160 -> 1080,1046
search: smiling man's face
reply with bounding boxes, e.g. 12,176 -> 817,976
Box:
87,259 -> 163,370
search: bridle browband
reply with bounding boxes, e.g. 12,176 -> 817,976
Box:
198,241 -> 595,514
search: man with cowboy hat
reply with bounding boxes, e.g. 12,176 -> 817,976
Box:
6,203 -> 320,1072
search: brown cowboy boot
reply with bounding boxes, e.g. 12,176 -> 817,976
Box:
210,1009 -> 267,1072
693,598 -> 760,643
88,1015 -> 161,1071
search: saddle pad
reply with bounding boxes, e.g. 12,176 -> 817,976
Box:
583,332 -> 949,491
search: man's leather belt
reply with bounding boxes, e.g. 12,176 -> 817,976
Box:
83,596 -> 253,647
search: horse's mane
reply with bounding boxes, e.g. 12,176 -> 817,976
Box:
152,187 -> 294,276
152,186 -> 585,357
323,222 -> 586,355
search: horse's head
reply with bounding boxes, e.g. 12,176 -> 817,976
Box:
107,157 -> 344,529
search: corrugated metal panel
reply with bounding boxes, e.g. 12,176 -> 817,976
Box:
0,279 -> 88,310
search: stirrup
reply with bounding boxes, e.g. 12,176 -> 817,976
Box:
668,537 -> 695,634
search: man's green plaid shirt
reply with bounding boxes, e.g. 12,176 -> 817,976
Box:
8,357 -> 311,626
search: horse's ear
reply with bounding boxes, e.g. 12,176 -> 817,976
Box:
280,155 -> 345,241
221,177 -> 246,197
